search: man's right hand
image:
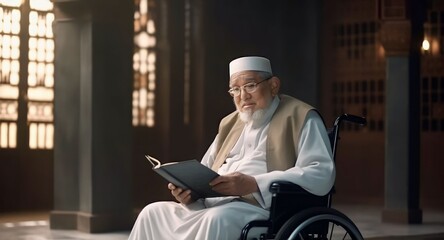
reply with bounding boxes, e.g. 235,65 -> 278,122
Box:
168,183 -> 194,205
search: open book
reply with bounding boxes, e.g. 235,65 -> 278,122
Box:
145,155 -> 224,200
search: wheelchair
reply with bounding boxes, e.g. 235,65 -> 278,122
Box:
240,114 -> 366,240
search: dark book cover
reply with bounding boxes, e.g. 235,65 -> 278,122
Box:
146,155 -> 224,200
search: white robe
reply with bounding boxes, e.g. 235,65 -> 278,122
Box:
128,98 -> 334,240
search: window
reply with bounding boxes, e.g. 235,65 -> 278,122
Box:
421,9 -> 444,132
0,0 -> 54,149
27,0 -> 54,149
133,0 -> 157,127
0,0 -> 21,148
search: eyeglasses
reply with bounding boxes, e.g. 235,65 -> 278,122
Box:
228,77 -> 272,97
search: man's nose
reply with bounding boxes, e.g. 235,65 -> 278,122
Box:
240,87 -> 251,99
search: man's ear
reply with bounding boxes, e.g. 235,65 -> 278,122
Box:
270,77 -> 280,96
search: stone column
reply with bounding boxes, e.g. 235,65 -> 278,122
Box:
379,0 -> 425,224
50,0 -> 134,232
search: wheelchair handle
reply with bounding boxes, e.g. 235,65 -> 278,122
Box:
334,114 -> 366,126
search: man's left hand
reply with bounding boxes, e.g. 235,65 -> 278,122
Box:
209,172 -> 259,196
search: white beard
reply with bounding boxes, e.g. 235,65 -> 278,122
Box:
239,108 -> 266,124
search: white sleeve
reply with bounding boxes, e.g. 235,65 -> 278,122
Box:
253,110 -> 335,209
200,135 -> 219,168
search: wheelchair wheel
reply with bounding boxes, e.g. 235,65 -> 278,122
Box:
274,207 -> 363,240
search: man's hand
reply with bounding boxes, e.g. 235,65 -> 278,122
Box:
168,183 -> 195,205
209,172 -> 259,196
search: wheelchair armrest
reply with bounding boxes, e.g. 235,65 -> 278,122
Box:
269,181 -> 311,195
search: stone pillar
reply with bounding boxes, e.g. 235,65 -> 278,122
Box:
379,0 -> 425,224
50,0 -> 134,232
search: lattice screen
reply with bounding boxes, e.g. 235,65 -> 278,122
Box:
0,1 -> 21,148
27,0 -> 54,149
0,0 -> 54,150
329,0 -> 386,132
421,7 -> 444,132
133,0 -> 157,127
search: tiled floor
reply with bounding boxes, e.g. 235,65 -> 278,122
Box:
1,204 -> 443,240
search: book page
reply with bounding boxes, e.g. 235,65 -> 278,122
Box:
145,155 -> 161,168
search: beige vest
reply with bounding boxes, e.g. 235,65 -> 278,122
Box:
211,95 -> 315,206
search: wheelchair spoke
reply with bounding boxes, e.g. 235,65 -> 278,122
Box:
329,222 -> 334,239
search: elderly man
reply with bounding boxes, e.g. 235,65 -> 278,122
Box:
128,56 -> 335,240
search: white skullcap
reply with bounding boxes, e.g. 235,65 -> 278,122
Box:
229,56 -> 272,77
